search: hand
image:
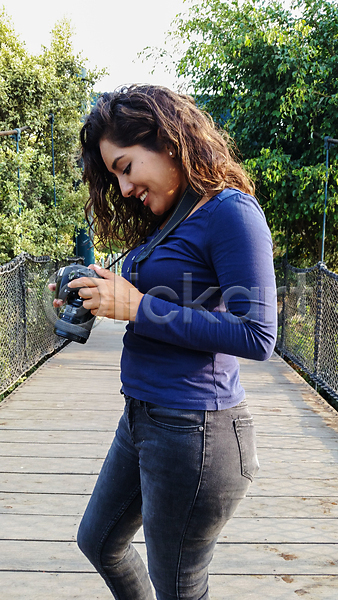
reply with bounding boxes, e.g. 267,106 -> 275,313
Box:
48,282 -> 63,309
66,264 -> 143,321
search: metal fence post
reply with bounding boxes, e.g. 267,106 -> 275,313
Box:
322,135 -> 338,263
280,257 -> 287,356
313,262 -> 324,383
19,256 -> 28,366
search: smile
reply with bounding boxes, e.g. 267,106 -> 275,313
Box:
140,190 -> 148,203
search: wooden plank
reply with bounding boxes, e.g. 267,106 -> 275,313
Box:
0,492 -> 88,515
255,424 -> 338,437
2,442 -> 337,463
0,572 -> 113,600
132,518 -> 338,545
0,514 -> 80,540
4,412 -> 334,428
256,463 -> 338,479
250,478 -> 338,496
1,430 -> 335,450
1,572 -> 337,600
1,455 -> 338,479
6,399 -> 333,420
0,442 -> 108,458
0,540 -> 337,575
1,491 -> 337,519
0,572 -> 337,600
219,518 -> 338,544
19,375 -> 123,386
209,542 -> 338,575
1,471 -> 338,497
253,415 -> 338,427
258,448 -> 338,462
1,416 -> 337,437
6,407 -> 334,423
7,392 -> 328,408
0,456 -> 104,474
1,514 -> 337,545
238,496 -> 338,518
1,470 -> 338,498
257,435 -> 338,449
0,539 -> 96,572
5,391 -> 123,399
0,430 -> 114,444
8,390 -> 317,403
0,418 -> 120,431
1,400 -> 123,410
0,473 -> 97,494
0,409 -> 122,420
208,575 -> 338,600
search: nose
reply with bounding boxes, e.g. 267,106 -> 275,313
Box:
119,178 -> 134,198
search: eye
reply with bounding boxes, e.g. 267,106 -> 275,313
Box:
123,163 -> 131,175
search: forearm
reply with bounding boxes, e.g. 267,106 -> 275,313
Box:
134,294 -> 277,360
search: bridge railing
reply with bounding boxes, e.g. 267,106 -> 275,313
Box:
275,259 -> 338,405
1,253 -> 337,405
0,253 -> 83,395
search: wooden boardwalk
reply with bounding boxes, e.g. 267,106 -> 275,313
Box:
0,318 -> 338,599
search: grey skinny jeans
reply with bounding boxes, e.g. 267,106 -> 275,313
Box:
77,397 -> 259,599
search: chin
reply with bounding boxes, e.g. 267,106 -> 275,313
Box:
150,206 -> 166,216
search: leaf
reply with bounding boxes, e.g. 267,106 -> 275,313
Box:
146,0 -> 338,268
0,12 -> 103,263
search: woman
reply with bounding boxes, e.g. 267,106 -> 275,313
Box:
65,85 -> 277,599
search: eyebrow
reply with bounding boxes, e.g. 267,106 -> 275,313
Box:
112,155 -> 125,171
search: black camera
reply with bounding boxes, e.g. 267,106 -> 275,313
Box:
53,264 -> 102,344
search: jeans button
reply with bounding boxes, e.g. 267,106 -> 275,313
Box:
198,426 -> 204,432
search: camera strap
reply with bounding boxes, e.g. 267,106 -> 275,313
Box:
106,185 -> 202,271
133,185 -> 202,265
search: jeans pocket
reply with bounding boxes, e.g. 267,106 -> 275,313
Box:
233,417 -> 260,482
144,403 -> 205,432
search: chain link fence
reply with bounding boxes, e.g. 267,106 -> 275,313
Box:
275,259 -> 338,405
0,252 -> 83,395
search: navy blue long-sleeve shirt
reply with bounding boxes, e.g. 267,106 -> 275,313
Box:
121,188 -> 277,410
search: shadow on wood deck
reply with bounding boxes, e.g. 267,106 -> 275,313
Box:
0,318 -> 337,599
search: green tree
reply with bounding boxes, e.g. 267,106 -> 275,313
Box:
149,0 -> 338,267
0,10 -> 105,264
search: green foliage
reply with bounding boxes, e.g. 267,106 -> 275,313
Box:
150,0 -> 338,268
0,10 -> 106,263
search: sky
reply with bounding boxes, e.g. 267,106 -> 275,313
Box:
2,0 -> 191,92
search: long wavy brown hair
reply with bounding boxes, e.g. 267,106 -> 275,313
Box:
80,85 -> 254,250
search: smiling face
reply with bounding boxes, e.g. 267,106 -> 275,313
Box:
99,138 -> 188,216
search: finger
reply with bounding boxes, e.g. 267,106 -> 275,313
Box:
82,299 -> 96,310
48,283 -> 56,291
82,295 -> 102,314
53,299 -> 64,308
89,264 -> 116,280
68,276 -> 100,289
84,286 -> 110,317
78,287 -> 93,299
